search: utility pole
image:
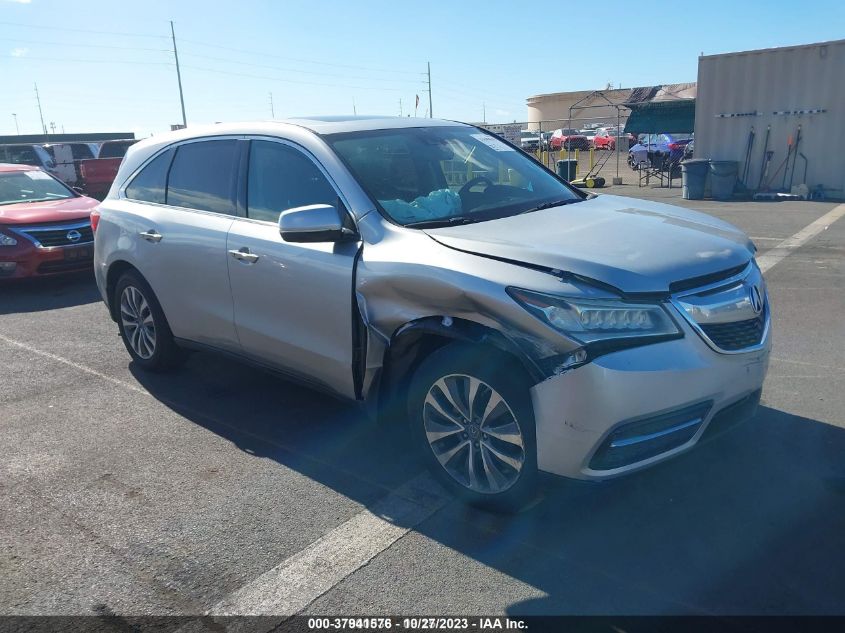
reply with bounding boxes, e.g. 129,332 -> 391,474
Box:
399,98 -> 403,117
352,98 -> 357,115
34,83 -> 47,135
12,113 -> 19,134
426,62 -> 433,118
170,21 -> 187,127
269,92 -> 275,118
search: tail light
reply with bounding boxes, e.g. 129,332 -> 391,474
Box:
668,142 -> 681,151
90,208 -> 101,233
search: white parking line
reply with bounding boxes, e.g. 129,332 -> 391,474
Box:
756,203 -> 845,274
0,333 -> 150,396
209,473 -> 447,617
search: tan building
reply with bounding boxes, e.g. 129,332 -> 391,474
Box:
694,39 -> 843,196
526,88 -> 634,132
526,84 -> 697,133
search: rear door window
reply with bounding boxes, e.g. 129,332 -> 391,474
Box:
246,140 -> 337,223
125,149 -> 174,204
167,140 -> 239,215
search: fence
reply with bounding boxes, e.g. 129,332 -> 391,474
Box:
477,116 -> 634,184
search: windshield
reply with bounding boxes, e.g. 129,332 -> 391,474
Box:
326,126 -> 582,227
0,170 -> 74,205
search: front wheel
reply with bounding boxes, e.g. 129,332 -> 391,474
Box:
408,344 -> 538,511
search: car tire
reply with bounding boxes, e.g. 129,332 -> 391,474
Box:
407,343 -> 538,512
114,270 -> 185,372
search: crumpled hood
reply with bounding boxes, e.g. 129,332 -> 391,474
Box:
424,194 -> 753,293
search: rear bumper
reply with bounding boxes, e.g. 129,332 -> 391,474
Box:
0,241 -> 94,280
530,323 -> 770,480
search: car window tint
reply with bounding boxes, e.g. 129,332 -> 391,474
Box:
167,140 -> 238,214
7,146 -> 39,165
247,140 -> 337,223
125,149 -> 174,204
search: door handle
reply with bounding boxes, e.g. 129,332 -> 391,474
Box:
139,230 -> 162,243
228,247 -> 259,264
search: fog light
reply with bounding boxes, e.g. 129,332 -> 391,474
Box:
0,262 -> 17,275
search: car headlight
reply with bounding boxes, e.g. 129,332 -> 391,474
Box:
0,232 -> 18,247
507,287 -> 681,345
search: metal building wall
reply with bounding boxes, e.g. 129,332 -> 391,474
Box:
695,40 -> 844,197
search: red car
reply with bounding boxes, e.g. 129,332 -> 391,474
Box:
0,163 -> 99,280
592,128 -> 633,151
549,128 -> 590,151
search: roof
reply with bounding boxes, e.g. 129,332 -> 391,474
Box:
127,117 -> 469,155
0,163 -> 38,173
700,37 -> 845,60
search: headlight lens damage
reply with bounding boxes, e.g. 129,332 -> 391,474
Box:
508,287 -> 681,344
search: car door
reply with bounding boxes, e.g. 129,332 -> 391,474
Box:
121,138 -> 241,351
226,138 -> 359,399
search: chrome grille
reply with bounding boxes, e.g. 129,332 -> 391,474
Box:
671,261 -> 769,354
13,221 -> 93,248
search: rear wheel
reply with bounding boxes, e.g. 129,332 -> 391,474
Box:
114,271 -> 184,371
408,343 -> 538,511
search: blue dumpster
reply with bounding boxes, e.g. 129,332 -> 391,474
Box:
681,159 -> 709,200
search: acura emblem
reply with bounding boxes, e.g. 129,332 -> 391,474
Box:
749,285 -> 764,314
66,229 -> 82,243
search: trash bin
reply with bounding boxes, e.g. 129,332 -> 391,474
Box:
710,160 -> 739,200
556,159 -> 577,182
681,159 -> 709,200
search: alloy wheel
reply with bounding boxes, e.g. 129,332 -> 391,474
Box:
120,286 -> 156,360
423,374 -> 525,494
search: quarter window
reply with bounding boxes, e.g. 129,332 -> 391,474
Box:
125,148 -> 174,204
167,140 -> 238,214
247,140 -> 337,223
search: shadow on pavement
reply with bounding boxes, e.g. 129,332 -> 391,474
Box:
130,351 -> 845,615
0,271 -> 100,315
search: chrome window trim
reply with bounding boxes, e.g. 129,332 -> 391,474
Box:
9,220 -> 94,248
669,260 -> 770,355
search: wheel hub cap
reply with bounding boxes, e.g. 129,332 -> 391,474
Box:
423,374 -> 525,494
120,286 -> 156,360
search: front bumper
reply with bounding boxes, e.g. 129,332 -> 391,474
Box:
0,240 -> 94,280
529,317 -> 770,480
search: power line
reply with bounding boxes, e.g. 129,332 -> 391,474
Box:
180,64 -> 409,93
0,37 -> 170,53
0,21 -> 169,39
177,51 -> 424,85
9,55 -> 173,66
178,37 -> 422,76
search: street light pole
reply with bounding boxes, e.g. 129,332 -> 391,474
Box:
12,113 -> 19,134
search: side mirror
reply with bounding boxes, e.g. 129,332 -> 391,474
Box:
279,203 -> 357,243
72,186 -> 85,194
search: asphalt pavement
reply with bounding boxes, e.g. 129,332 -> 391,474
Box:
1,190 -> 843,619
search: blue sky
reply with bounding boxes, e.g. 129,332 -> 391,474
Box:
2,0 -> 843,137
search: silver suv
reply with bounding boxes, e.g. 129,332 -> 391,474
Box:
94,117 -> 770,509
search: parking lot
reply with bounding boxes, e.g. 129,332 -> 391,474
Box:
2,189 -> 844,619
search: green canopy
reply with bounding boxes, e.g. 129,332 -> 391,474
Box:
624,100 -> 695,134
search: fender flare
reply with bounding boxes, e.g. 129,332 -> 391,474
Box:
365,315 -> 545,419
